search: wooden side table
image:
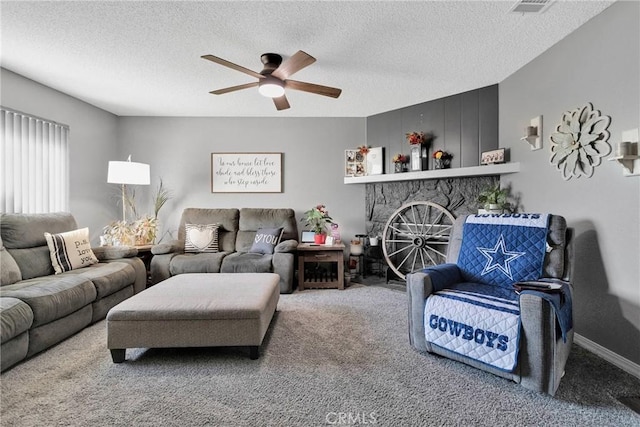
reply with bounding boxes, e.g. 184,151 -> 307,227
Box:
297,243 -> 345,290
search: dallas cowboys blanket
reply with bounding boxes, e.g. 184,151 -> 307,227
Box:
425,282 -> 521,371
423,213 -> 551,371
458,213 -> 550,288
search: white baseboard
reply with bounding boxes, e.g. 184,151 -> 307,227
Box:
574,333 -> 640,380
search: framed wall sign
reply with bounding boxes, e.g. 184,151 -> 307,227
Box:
211,152 -> 282,193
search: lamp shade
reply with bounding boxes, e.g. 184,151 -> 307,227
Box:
107,161 -> 150,185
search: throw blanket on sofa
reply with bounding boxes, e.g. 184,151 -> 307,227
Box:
424,282 -> 521,371
457,213 -> 550,288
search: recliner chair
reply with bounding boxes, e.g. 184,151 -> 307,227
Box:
406,213 -> 573,396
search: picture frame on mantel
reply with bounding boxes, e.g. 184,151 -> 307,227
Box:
345,149 -> 366,177
211,152 -> 282,193
366,147 -> 385,175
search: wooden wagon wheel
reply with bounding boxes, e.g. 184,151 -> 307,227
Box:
382,201 -> 455,280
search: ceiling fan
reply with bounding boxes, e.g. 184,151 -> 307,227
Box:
201,50 -> 342,111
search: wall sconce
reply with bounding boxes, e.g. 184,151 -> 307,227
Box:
107,155 -> 150,221
520,116 -> 542,150
608,128 -> 640,176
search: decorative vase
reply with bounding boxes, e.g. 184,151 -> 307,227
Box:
350,241 -> 363,256
394,163 -> 403,173
314,234 -> 326,244
434,158 -> 452,169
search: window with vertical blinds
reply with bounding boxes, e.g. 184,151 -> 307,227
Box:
1,107 -> 70,214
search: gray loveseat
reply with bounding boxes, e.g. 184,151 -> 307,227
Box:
150,208 -> 298,293
0,212 -> 146,372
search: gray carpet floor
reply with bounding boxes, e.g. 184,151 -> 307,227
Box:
1,284 -> 639,426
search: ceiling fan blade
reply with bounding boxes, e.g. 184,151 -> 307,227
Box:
285,80 -> 342,98
271,50 -> 316,80
273,95 -> 290,111
209,82 -> 259,95
201,54 -> 265,80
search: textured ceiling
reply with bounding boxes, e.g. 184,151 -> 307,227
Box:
0,1 -> 614,117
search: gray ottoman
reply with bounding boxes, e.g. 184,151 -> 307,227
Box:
106,273 -> 279,362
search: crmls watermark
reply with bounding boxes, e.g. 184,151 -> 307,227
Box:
325,411 -> 378,425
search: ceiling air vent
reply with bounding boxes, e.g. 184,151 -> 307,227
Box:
509,0 -> 554,14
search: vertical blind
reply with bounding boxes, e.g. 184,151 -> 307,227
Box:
1,107 -> 69,214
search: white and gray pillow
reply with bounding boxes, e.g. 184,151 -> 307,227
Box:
44,227 -> 98,274
184,223 -> 219,253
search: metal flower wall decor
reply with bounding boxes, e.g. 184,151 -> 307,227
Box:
549,102 -> 611,180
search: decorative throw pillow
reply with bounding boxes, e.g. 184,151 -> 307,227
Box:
249,227 -> 284,255
44,227 -> 99,274
184,223 -> 219,253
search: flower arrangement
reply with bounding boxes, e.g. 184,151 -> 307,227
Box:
104,178 -> 172,246
406,131 -> 426,145
302,204 -> 334,235
432,150 -> 452,160
358,145 -> 370,155
392,153 -> 408,163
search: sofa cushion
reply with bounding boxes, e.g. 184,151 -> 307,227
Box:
1,239 -> 22,286
184,223 -> 219,253
1,212 -> 78,280
0,212 -> 77,249
66,262 -> 136,299
6,246 -> 55,280
221,252 -> 274,273
45,227 -> 98,274
239,208 -> 298,241
248,227 -> 283,255
0,297 -> 34,344
169,252 -> 229,275
0,275 -> 97,327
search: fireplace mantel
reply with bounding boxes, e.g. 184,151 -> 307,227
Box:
344,162 -> 520,184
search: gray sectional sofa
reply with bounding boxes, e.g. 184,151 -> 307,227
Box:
150,208 -> 298,293
0,212 -> 146,372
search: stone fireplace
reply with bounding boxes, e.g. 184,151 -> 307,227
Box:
362,175 -> 500,280
365,175 -> 499,236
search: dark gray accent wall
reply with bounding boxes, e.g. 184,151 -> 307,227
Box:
366,85 -> 498,171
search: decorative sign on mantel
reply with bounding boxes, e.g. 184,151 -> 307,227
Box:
211,152 -> 282,193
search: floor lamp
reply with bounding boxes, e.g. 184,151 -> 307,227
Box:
107,156 -> 150,222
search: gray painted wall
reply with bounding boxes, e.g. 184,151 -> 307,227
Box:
499,1 -> 639,364
0,68 -> 120,239
1,70 -> 366,246
116,117 -> 366,245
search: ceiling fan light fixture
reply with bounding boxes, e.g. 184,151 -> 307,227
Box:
258,77 -> 285,98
